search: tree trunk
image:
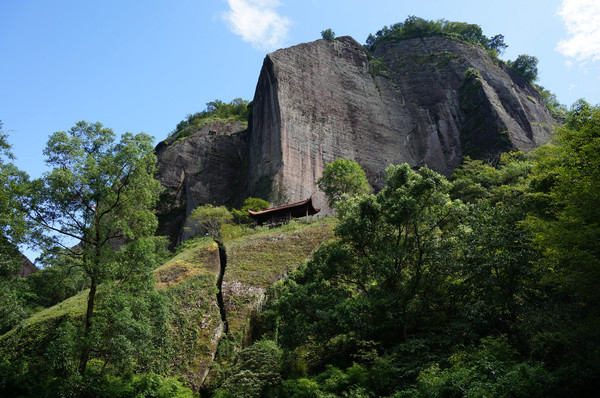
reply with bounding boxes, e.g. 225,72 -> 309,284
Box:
78,277 -> 97,375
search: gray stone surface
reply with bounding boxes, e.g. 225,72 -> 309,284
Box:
246,36 -> 556,212
19,254 -> 37,278
156,35 -> 557,244
154,120 -> 248,246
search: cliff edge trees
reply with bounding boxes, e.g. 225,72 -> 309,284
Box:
365,15 -> 507,56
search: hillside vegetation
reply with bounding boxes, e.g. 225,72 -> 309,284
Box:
210,101 -> 600,397
0,219 -> 334,396
0,16 -> 596,398
168,98 -> 251,143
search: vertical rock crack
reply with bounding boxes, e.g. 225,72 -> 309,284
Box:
216,241 -> 229,334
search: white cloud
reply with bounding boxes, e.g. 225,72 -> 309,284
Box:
556,0 -> 600,63
222,0 -> 291,51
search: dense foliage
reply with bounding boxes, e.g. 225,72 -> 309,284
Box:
0,122 -> 179,397
215,103 -> 600,397
321,28 -> 335,41
527,100 -> 600,308
231,197 -> 270,225
0,95 -> 597,396
25,121 -> 165,375
508,54 -> 539,83
316,158 -> 371,209
365,16 -> 507,56
169,98 -> 251,142
0,122 -> 30,270
535,84 -> 568,120
0,122 -> 33,334
187,197 -> 270,243
188,204 -> 234,242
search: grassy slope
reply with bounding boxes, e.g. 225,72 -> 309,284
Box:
154,238 -> 223,390
0,218 -> 336,390
223,219 -> 336,345
0,290 -> 88,366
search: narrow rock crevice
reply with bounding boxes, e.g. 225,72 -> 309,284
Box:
215,241 -> 229,334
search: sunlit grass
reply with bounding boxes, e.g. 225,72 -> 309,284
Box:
154,238 -> 219,289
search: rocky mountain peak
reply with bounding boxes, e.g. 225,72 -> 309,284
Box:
156,34 -> 557,244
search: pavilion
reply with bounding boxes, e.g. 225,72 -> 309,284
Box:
248,197 -> 320,225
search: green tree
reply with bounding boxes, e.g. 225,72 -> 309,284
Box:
456,202 -> 540,336
90,269 -> 170,374
26,121 -> 162,375
0,121 -> 30,276
232,197 -> 270,225
321,28 -> 335,41
450,152 -> 532,203
24,250 -> 90,308
0,278 -> 29,334
518,101 -> 600,395
0,122 -> 33,333
217,340 -> 282,398
279,165 -> 464,348
333,165 -> 464,341
317,159 -> 371,209
508,54 -> 538,83
414,335 -> 550,397
526,101 -> 600,305
487,34 -> 508,54
187,204 -> 234,242
535,84 -> 567,120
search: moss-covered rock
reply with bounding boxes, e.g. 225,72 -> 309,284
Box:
154,238 -> 223,389
223,219 -> 336,347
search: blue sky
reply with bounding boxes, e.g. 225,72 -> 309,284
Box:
1,0 -> 599,178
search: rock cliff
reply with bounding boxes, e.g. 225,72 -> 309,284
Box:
155,120 -> 248,246
18,255 -> 37,278
156,35 -> 557,242
246,36 -> 556,210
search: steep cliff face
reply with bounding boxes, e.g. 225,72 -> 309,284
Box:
155,120 -> 248,246
374,37 -> 554,162
247,36 -> 556,210
156,35 -> 557,243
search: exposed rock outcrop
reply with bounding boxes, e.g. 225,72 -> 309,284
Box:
154,239 -> 223,390
156,35 -> 557,244
155,120 -> 248,247
18,255 -> 37,278
246,36 -> 556,210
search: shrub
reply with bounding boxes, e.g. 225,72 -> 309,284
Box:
321,28 -> 335,41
